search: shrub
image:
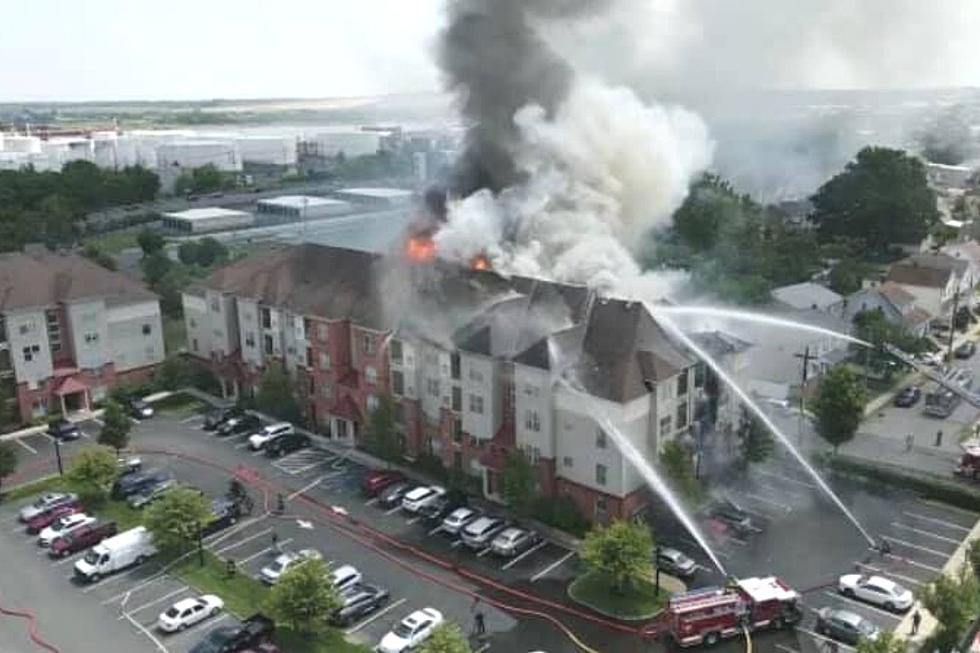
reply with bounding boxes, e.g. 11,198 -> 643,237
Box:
532,495 -> 589,538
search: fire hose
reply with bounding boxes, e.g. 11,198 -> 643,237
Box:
0,599 -> 61,653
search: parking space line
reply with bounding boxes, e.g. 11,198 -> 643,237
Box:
384,506 -> 402,516
406,517 -> 421,525
822,592 -> 903,619
743,493 -> 792,512
450,539 -> 463,548
901,511 -> 972,533
234,442 -> 250,450
181,414 -> 203,424
882,553 -> 943,574
854,562 -> 923,587
288,475 -> 326,500
428,525 -> 444,536
123,610 -> 168,653
82,566 -> 159,594
882,536 -> 951,558
79,429 -> 93,439
754,468 -> 818,489
211,527 -> 273,555
53,551 -> 87,566
119,586 -> 189,618
473,643 -> 490,653
91,418 -> 104,426
891,522 -> 960,544
736,505 -> 774,522
165,613 -> 230,643
476,546 -> 493,558
798,628 -> 857,651
345,597 -> 407,635
103,576 -> 169,605
364,498 -> 378,507
239,538 -> 293,565
531,551 -> 575,582
501,541 -> 548,571
918,500 -> 979,518
13,438 -> 37,454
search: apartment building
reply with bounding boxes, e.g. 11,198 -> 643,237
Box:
0,247 -> 165,423
184,244 -> 722,523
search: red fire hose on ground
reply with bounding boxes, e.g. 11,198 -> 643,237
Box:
0,599 -> 61,653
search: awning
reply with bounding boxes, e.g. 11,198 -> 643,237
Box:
53,376 -> 88,396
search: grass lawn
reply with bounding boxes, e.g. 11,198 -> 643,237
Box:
151,391 -> 204,416
84,230 -> 141,255
96,500 -> 145,531
3,475 -> 68,502
568,571 -> 669,621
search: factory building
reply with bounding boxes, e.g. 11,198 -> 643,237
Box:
236,136 -> 297,167
334,187 -> 415,207
256,195 -> 351,223
161,207 -> 254,234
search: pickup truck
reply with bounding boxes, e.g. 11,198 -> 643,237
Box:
49,522 -> 118,558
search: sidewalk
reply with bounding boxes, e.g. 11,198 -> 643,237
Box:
842,432 -> 960,478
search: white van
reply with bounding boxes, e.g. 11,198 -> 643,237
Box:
74,526 -> 158,582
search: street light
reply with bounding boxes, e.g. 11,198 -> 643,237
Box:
654,544 -> 662,596
54,438 -> 63,476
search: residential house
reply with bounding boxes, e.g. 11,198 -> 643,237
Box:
942,241 -> 980,310
885,253 -> 969,319
772,282 -> 845,317
844,282 -> 933,337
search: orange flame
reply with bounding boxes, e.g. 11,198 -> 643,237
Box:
470,254 -> 490,271
406,236 -> 437,263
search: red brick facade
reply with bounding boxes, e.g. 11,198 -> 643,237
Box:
14,362 -> 158,423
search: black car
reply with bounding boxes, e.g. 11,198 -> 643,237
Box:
707,499 -> 754,537
264,433 -> 311,458
419,491 -> 469,527
202,496 -> 245,536
893,386 -> 922,408
205,406 -> 245,431
377,482 -> 411,508
955,341 -> 977,359
217,414 -> 261,437
190,613 -> 274,653
331,583 -> 390,627
47,419 -> 81,441
126,397 -> 154,419
110,468 -> 171,499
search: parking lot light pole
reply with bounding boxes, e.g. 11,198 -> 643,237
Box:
654,544 -> 662,596
197,522 -> 204,567
54,438 -> 63,476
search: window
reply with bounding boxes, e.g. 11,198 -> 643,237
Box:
677,369 -> 689,396
192,338 -> 199,352
676,402 -> 688,429
452,386 -> 462,411
659,416 -> 672,436
392,370 -> 405,395
453,417 -> 463,442
595,496 -> 608,512
524,409 -> 540,432
142,323 -> 152,336
363,334 -> 375,355
18,323 -> 30,335
308,377 -> 316,394
390,340 -> 403,364
563,456 -> 574,468
367,395 -> 380,413
365,366 -> 378,384
84,332 -> 99,344
468,394 -> 484,414
596,464 -> 608,486
426,378 -> 440,397
596,428 -> 607,449
335,419 -> 348,439
450,353 -> 461,379
245,332 -> 256,348
22,345 -> 40,362
319,352 -> 331,370
393,402 -> 404,424
263,334 -> 274,355
524,384 -> 539,397
469,368 -> 484,383
46,311 -> 61,353
317,323 -> 329,342
527,446 -> 541,464
694,363 -> 705,388
260,308 -> 272,328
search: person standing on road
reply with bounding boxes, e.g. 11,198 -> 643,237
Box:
906,433 -> 914,452
473,610 -> 486,638
272,531 -> 281,553
911,609 -> 922,635
936,430 -> 943,447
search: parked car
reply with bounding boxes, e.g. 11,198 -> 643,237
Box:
19,492 -> 79,522
893,386 -> 922,408
956,341 -> 977,359
26,503 -> 82,535
656,546 -> 698,578
378,482 -> 411,508
490,527 -> 541,557
361,469 -> 406,497
260,549 -> 321,585
441,507 -> 481,536
401,486 -> 446,513
838,574 -> 914,612
461,516 -> 508,550
264,432 -> 311,458
46,419 -> 81,441
74,526 -> 158,582
157,595 -> 224,633
189,613 -> 275,653
48,521 -> 117,558
38,513 -> 96,547
248,423 -> 294,451
127,397 -> 154,419
378,608 -> 444,653
419,493 -> 468,528
202,497 -> 244,537
918,351 -> 944,367
204,406 -> 244,431
117,456 -> 143,475
217,414 -> 261,437
128,478 -> 177,509
330,564 -> 362,591
816,607 -> 881,645
111,469 -> 171,499
331,584 -> 390,627
706,499 -> 754,537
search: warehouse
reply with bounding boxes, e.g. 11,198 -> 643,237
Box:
256,195 -> 351,222
161,207 -> 254,234
236,136 -> 297,166
334,187 -> 415,207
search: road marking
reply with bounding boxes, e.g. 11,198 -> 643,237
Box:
902,511 -> 972,533
797,628 -> 857,651
754,468 -> 818,489
345,597 -> 407,635
164,613 -> 230,642
531,551 -> 575,582
406,517 -> 420,525
53,551 -> 86,566
385,506 -> 403,516
891,522 -> 960,544
79,430 -> 93,439
103,576 -> 169,605
882,552 -> 943,574
725,535 -> 749,546
123,610 -> 168,653
823,592 -> 903,619
364,498 -> 378,507
476,546 -> 493,558
250,449 -> 265,457
211,527 -> 273,555
736,505 -> 774,522
288,475 -> 326,500
13,438 -> 37,454
882,536 -> 952,558
83,567 -> 158,594
501,541 -> 548,570
119,586 -> 189,618
180,414 -> 203,424
450,539 -> 463,548
855,562 -> 923,587
918,499 -> 979,518
239,538 -> 293,565
428,525 -> 444,536
234,442 -> 251,450
474,643 -> 490,653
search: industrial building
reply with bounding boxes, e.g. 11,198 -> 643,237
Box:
256,195 -> 351,223
236,136 -> 297,167
161,207 -> 254,234
334,187 -> 415,207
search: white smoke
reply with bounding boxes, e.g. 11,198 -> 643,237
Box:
434,78 -> 713,294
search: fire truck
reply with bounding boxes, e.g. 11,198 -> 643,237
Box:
955,444 -> 980,480
655,577 -> 802,647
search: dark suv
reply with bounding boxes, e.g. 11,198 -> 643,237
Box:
217,414 -> 261,437
47,419 -> 81,441
264,433 -> 311,458
706,499 -> 754,537
204,406 -> 244,431
202,497 -> 246,536
111,469 -> 171,499
331,584 -> 390,627
190,613 -> 274,653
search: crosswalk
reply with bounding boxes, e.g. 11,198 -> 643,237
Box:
271,447 -> 337,475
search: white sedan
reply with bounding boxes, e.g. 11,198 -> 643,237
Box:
156,595 -> 224,633
377,607 -> 444,653
400,486 -> 446,513
38,513 -> 96,547
838,574 -> 914,612
260,548 -> 321,584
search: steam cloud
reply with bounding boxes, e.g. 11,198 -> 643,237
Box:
435,0 -> 712,294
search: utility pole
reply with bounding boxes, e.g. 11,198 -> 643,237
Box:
948,289 -> 960,363
794,346 -> 812,445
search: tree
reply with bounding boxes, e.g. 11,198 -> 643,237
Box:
144,487 -> 212,555
264,557 -> 341,635
671,174 -> 748,252
82,243 -> 117,271
810,147 -> 939,252
0,380 -> 15,427
968,539 -> 980,580
501,451 -> 537,517
0,443 -> 18,493
811,366 -> 867,453
98,400 -> 132,455
417,623 -> 472,653
155,356 -> 191,391
659,440 -> 702,500
921,572 -> 980,652
255,366 -> 301,423
177,241 -> 201,266
737,412 -> 774,465
141,250 -> 172,286
136,228 -> 164,255
828,260 -> 867,295
195,238 -> 228,267
66,446 -> 118,504
856,631 -> 907,653
365,395 -> 401,462
581,519 -> 653,593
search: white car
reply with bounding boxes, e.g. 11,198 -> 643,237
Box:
260,548 -> 320,584
330,564 -> 362,591
38,513 -> 96,547
248,423 -> 294,450
19,492 -> 77,522
377,607 -> 444,653
838,574 -> 914,612
441,507 -> 480,535
401,486 -> 446,513
156,595 -> 224,633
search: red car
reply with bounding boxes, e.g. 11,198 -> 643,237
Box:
361,469 -> 406,497
26,503 -> 81,535
48,521 -> 117,558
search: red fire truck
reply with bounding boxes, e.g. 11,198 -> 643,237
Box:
655,577 -> 802,647
955,445 -> 980,480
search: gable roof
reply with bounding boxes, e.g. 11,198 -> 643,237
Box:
877,282 -> 917,307
772,282 -> 842,312
886,253 -> 968,289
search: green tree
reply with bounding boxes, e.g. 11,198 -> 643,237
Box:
856,631 -> 907,653
811,367 -> 867,453
141,250 -> 172,286
256,366 -> 301,423
671,174 -> 748,252
811,146 -> 939,252
501,450 -> 537,517
659,440 -> 702,500
144,487 -> 212,555
264,557 -> 342,635
156,356 -> 191,391
968,539 -> 980,580
365,395 -> 401,462
195,238 -> 228,267
581,519 -> 653,593
98,400 -> 132,455
417,623 -> 472,653
177,241 -> 201,266
737,412 -> 774,465
136,228 -> 164,255
82,243 -> 117,271
0,380 -> 16,427
828,260 -> 867,295
191,165 -> 224,193
66,446 -> 118,504
921,572 -> 980,652
0,443 -> 18,493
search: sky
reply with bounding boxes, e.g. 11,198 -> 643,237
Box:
3,0 -> 980,103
